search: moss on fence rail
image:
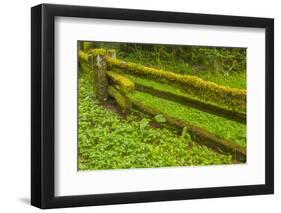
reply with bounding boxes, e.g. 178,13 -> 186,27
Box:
107,71 -> 135,93
106,58 -> 246,113
78,49 -> 116,63
79,50 -> 92,63
135,83 -> 246,124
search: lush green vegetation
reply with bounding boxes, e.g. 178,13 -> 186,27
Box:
78,41 -> 247,170
78,72 -> 233,170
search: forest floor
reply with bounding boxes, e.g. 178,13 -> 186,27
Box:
78,70 -> 243,170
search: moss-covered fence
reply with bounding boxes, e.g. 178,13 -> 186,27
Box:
78,47 -> 246,162
106,58 -> 246,113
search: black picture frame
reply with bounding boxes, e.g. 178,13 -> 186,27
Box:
31,3 -> 274,209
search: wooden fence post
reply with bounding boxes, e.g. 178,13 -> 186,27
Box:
92,49 -> 116,104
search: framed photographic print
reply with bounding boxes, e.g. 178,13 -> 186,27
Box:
31,3 -> 274,209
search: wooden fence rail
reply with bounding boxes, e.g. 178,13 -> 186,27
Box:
134,83 -> 246,124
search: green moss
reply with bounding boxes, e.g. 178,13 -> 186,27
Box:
91,48 -> 107,56
107,71 -> 135,93
108,85 -> 132,113
79,49 -> 117,63
79,50 -> 92,63
90,48 -> 116,58
107,58 -> 246,113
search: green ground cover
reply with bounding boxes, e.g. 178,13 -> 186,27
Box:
78,73 -> 234,170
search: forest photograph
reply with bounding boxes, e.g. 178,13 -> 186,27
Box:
77,41 -> 247,171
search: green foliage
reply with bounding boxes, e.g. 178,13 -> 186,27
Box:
154,114 -> 167,123
181,127 -> 191,141
139,118 -> 150,130
78,72 -> 234,170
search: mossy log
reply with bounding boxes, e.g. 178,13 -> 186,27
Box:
130,99 -> 246,162
135,83 -> 246,124
106,58 -> 246,113
107,71 -> 135,93
108,85 -> 132,113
